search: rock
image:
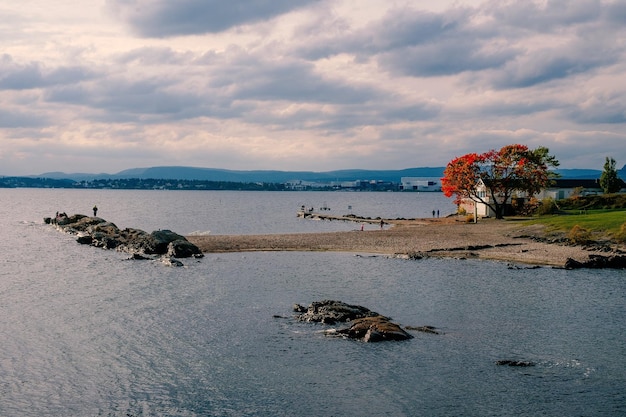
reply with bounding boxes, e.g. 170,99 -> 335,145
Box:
564,258 -> 584,269
293,300 -> 412,342
405,325 -> 441,335
128,253 -> 152,260
76,235 -> 93,245
294,300 -> 380,324
49,213 -> 203,260
336,316 -> 413,342
496,360 -> 535,367
565,254 -> 626,269
167,239 -> 204,258
151,230 -> 188,253
162,256 -> 184,267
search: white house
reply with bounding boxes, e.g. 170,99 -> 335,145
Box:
535,179 -> 604,200
461,178 -> 609,218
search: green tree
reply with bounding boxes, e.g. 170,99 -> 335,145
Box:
599,157 -> 621,194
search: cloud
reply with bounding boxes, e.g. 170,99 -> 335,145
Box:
490,41 -> 617,89
0,55 -> 96,90
107,0 -> 320,37
0,109 -> 49,128
566,91 -> 626,124
1,0 -> 626,175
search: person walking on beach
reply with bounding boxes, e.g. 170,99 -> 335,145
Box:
93,205 -> 98,216
380,219 -> 384,229
432,210 -> 435,218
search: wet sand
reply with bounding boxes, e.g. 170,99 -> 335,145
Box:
187,217 -> 617,267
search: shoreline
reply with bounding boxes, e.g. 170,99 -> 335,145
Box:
186,217 -> 621,267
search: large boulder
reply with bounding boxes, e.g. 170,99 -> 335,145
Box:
294,300 -> 380,324
336,316 -> 413,342
293,300 -> 413,342
167,239 -> 204,258
150,230 -> 188,254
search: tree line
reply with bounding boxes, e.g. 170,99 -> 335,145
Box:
0,177 -> 286,191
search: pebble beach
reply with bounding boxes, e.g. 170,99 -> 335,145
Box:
187,217 -> 619,267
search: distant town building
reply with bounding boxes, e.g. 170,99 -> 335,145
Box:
399,177 -> 442,191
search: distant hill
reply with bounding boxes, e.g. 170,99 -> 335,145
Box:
33,165 -> 625,183
39,166 -> 447,183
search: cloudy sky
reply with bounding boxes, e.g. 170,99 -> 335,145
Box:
1,0 -> 625,175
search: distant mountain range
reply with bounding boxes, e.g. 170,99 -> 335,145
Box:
17,165 -> 626,183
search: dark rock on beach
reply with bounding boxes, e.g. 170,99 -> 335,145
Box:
565,254 -> 626,269
48,212 -> 203,260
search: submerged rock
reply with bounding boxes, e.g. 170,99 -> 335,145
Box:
496,360 -> 535,367
405,325 -> 442,335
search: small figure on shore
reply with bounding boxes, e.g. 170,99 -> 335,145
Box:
361,223 -> 364,231
437,210 -> 440,218
380,219 -> 384,229
432,210 -> 435,218
93,205 -> 98,216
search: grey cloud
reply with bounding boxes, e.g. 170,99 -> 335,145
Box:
362,9 -> 459,52
46,77 -> 205,121
296,8 -> 463,62
605,1 -> 626,24
492,43 -> 616,89
566,94 -> 626,124
116,47 -> 196,66
0,55 -> 96,90
108,0 -> 320,37
212,54 -> 379,105
0,109 -> 49,128
490,0 -> 602,32
297,1 -> 622,84
379,38 -> 515,77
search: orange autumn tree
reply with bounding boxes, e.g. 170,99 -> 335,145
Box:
441,144 -> 559,219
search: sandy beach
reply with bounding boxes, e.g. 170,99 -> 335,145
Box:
187,217 -> 619,267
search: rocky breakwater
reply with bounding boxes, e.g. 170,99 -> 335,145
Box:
293,300 -> 413,342
45,213 -> 203,264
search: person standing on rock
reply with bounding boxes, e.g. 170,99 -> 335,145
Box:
93,205 -> 98,216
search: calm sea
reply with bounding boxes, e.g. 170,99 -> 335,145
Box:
0,189 -> 624,416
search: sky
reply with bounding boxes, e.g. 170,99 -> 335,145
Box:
1,0 -> 625,176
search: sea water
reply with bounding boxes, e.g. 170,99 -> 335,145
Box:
0,189 -> 624,416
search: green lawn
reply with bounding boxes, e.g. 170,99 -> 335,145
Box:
528,209 -> 626,240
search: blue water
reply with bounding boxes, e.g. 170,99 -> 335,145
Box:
0,189 -> 624,416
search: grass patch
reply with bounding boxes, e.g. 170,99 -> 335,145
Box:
527,209 -> 626,243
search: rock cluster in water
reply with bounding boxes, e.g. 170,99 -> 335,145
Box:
293,300 -> 413,342
45,213 -> 203,263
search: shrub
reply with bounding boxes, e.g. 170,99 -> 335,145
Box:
465,214 -> 475,223
615,223 -> 626,243
568,225 -> 593,245
534,198 -> 557,215
458,207 -> 467,215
